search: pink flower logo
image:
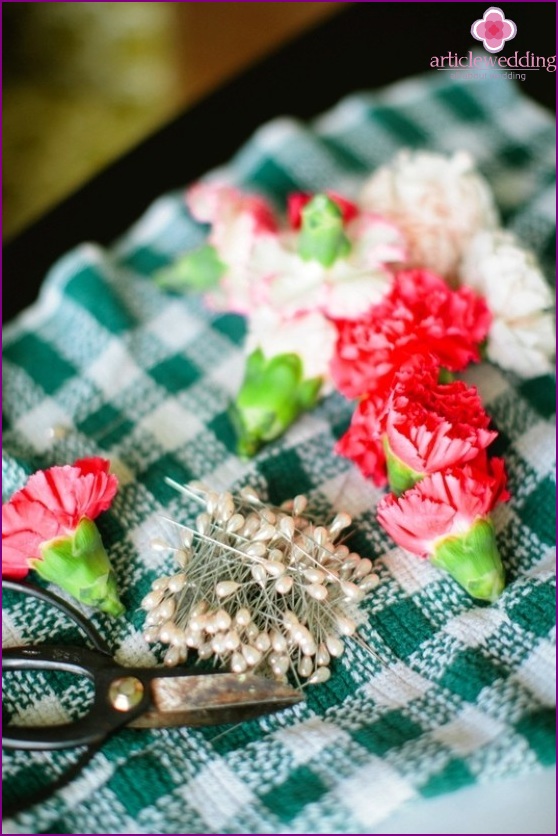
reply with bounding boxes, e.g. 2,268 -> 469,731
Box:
471,7 -> 517,53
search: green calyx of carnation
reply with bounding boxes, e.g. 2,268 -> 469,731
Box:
31,517 -> 125,617
438,368 -> 455,384
230,348 -> 322,458
155,244 -> 225,292
297,194 -> 351,267
431,517 -> 506,603
383,437 -> 424,496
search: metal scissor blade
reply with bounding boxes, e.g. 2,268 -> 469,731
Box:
130,672 -> 303,728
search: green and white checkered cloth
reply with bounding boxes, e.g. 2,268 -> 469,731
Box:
2,71 -> 556,834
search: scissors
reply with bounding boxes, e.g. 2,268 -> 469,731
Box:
2,579 -> 303,751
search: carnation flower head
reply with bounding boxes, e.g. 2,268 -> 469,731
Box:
176,184 -> 407,320
331,269 -> 491,400
377,453 -> 509,553
393,269 -> 491,350
2,457 -> 117,572
251,200 -> 406,320
2,458 -> 123,616
377,456 -> 509,602
384,359 -> 497,491
460,229 -> 555,377
360,150 -> 498,281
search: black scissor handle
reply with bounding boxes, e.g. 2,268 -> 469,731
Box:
2,579 -> 110,653
2,645 -> 151,750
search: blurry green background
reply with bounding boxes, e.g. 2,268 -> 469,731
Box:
3,2 -> 340,240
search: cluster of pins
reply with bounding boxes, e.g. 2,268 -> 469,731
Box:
142,482 -> 379,688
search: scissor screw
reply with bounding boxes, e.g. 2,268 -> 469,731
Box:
109,676 -> 145,712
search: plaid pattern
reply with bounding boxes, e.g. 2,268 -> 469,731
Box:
2,71 -> 555,834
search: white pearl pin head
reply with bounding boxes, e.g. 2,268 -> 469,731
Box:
142,483 -> 380,687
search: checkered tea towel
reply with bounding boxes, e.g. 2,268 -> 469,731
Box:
2,70 -> 555,835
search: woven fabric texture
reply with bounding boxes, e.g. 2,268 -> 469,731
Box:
2,72 -> 556,834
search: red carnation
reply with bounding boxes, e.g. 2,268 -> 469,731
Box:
335,392 -> 389,486
393,269 -> 491,348
331,269 -> 491,400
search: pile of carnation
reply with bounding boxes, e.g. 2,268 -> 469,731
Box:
331,273 -> 510,601
156,150 -> 554,600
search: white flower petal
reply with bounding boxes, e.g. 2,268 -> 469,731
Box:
348,213 -> 407,267
361,150 -> 498,280
246,310 -> 337,386
461,230 -> 555,378
487,314 -> 556,378
195,187 -> 404,320
321,265 -> 392,319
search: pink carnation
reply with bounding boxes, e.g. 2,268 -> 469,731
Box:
377,455 -> 509,557
331,269 -> 491,399
385,361 -> 497,475
337,355 -> 497,488
2,457 -> 118,579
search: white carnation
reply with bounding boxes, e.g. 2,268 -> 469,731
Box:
460,230 -> 555,378
246,309 -> 337,390
360,150 -> 498,281
187,183 -> 406,319
251,214 -> 405,319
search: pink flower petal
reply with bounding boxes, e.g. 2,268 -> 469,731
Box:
72,459 -> 118,520
378,458 -> 510,557
16,460 -> 117,529
1,458 -> 118,578
2,498 -> 63,576
385,363 -> 497,474
377,491 -> 456,556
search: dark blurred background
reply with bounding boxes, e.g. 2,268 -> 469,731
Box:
3,2 -> 555,248
3,2 -> 340,240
